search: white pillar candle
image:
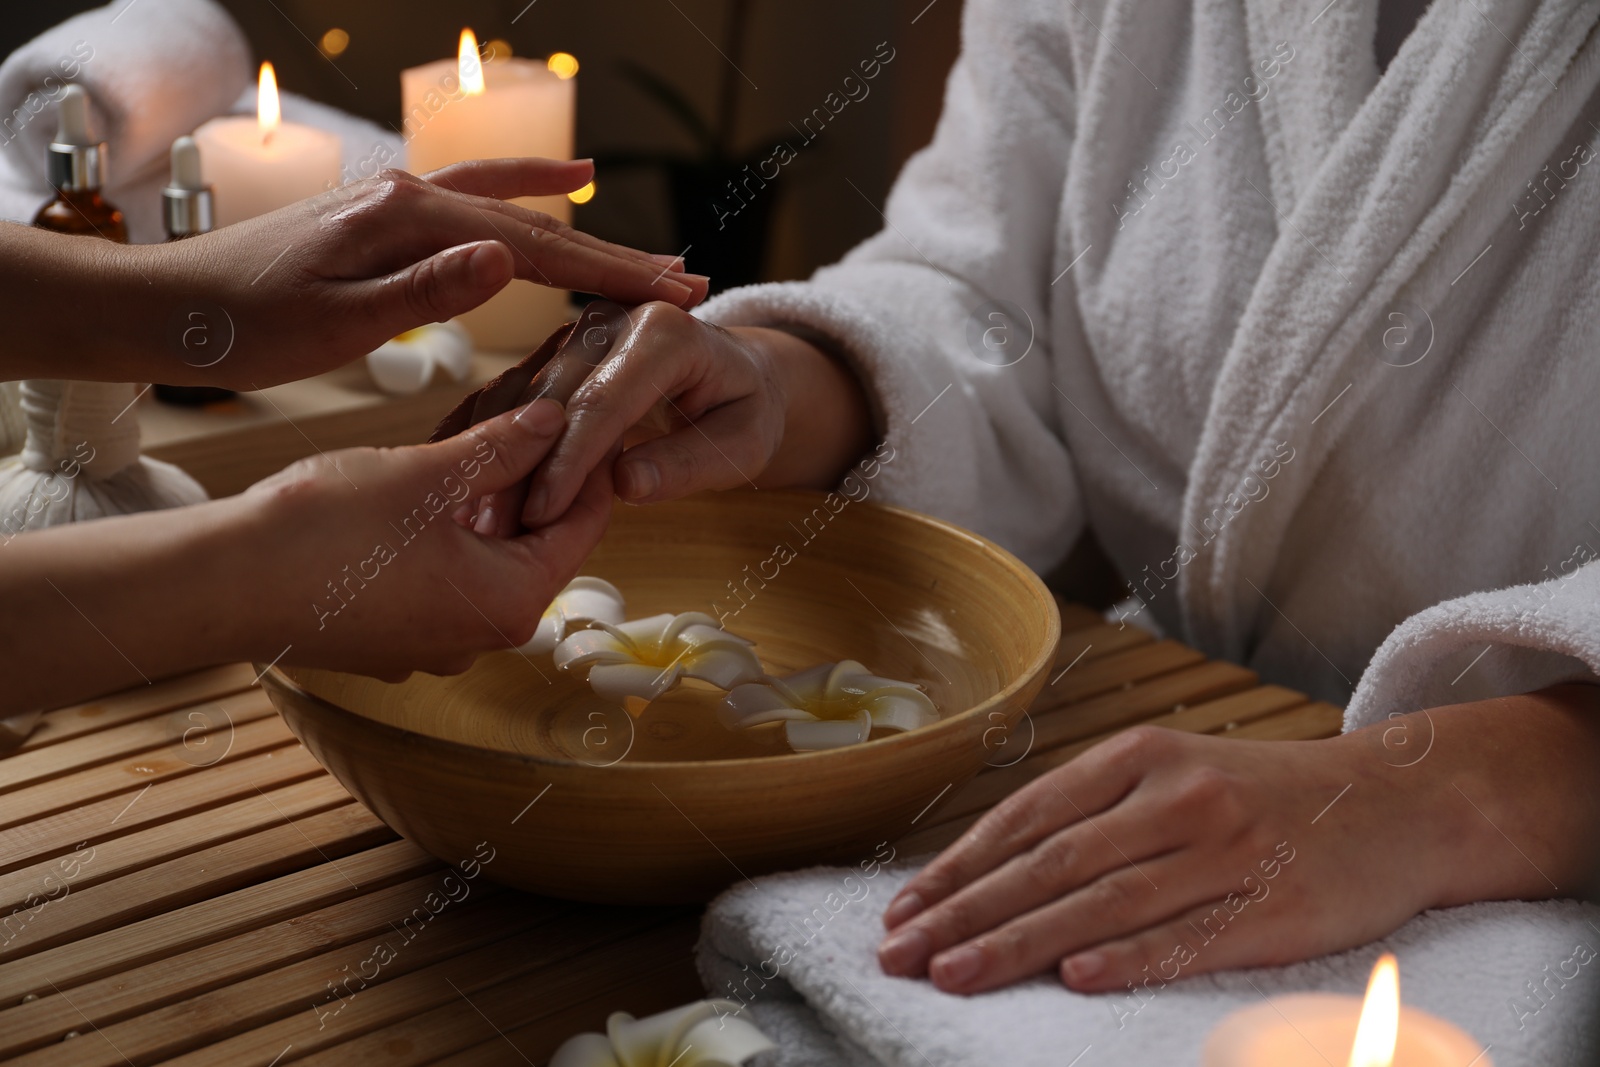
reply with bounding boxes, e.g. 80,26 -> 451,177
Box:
401,31 -> 578,353
1203,956 -> 1489,1067
192,63 -> 341,227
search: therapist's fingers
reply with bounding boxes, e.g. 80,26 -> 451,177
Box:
421,156 -> 595,200
423,159 -> 690,273
497,439 -> 618,590
332,169 -> 707,309
464,304 -> 629,537
348,239 -> 515,331
409,177 -> 709,307
420,397 -> 567,499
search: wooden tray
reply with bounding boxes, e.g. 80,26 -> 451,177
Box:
0,601 -> 1341,1065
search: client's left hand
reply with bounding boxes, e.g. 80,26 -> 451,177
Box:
876,694 -> 1600,995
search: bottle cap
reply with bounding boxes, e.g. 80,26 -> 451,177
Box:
162,136 -> 214,237
45,85 -> 109,192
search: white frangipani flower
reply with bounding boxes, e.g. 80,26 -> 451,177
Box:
550,999 -> 775,1067
365,321 -> 472,395
554,612 -> 763,709
720,660 -> 938,752
520,577 -> 627,655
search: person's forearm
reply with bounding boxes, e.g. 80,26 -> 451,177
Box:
0,495 -> 266,715
1349,684 -> 1600,905
0,222 -> 176,383
735,325 -> 874,490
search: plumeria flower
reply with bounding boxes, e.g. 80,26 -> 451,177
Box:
519,577 -> 627,655
550,999 -> 775,1067
365,321 -> 472,395
720,660 -> 938,752
554,612 -> 763,711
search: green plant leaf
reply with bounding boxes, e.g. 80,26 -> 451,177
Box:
617,59 -> 721,161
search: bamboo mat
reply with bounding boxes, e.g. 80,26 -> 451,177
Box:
0,601 -> 1342,1066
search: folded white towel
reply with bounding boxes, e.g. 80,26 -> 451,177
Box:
0,0 -> 249,196
700,863 -> 1600,1067
0,0 -> 403,244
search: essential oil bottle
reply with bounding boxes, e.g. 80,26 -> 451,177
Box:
154,136 -> 235,406
32,84 -> 126,242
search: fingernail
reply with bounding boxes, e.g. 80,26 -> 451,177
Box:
525,485 -> 549,523
649,253 -> 685,268
1062,952 -> 1105,986
677,273 -> 712,286
473,505 -> 497,535
878,927 -> 932,976
465,242 -> 506,286
931,946 -> 982,988
513,398 -> 565,433
662,279 -> 694,303
883,891 -> 925,928
619,458 -> 659,500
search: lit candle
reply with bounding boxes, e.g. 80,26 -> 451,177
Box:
401,31 -> 578,352
192,63 -> 342,226
1203,954 -> 1490,1066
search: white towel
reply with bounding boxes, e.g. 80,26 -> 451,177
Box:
0,0 -> 404,244
700,863 -> 1600,1067
0,0 -> 249,201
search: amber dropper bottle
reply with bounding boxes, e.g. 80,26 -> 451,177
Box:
154,136 -> 235,406
33,84 -> 126,242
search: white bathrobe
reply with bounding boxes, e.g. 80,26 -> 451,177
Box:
696,6 -> 1600,1063
700,0 -> 1600,729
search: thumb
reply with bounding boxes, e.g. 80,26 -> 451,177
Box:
361,239 -> 515,331
421,398 -> 567,499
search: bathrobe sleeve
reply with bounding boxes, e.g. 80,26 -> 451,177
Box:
1344,556 -> 1600,730
695,0 -> 1085,573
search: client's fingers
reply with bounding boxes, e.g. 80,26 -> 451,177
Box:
429,322 -> 576,443
614,400 -> 771,503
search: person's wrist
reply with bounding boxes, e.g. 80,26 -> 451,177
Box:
1323,718 -> 1469,913
183,490 -> 301,666
732,324 -> 872,488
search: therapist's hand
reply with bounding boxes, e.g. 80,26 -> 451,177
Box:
428,299 -> 874,537
143,159 -> 709,390
242,397 -> 614,680
875,691 -> 1600,995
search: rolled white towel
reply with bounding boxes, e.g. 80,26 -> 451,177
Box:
0,0 -> 250,202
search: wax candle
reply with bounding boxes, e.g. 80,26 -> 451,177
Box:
401,31 -> 578,352
1203,955 -> 1489,1067
192,63 -> 342,227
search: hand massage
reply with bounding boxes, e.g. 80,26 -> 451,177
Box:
1,0 -> 1597,1064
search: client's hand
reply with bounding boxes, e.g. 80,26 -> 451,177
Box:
145,159 -> 709,390
427,299 -> 873,537
876,692 -> 1600,995
244,398 -> 613,680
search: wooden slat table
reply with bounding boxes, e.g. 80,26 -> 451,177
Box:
0,602 -> 1342,1065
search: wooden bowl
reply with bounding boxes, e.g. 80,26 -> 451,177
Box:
261,490 -> 1059,904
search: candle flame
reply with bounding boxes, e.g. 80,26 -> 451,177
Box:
567,180 -> 595,204
1347,954 -> 1401,1067
257,62 -> 281,142
547,52 -> 579,80
459,29 -> 486,96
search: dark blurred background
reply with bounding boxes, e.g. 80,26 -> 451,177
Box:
2,0 -> 961,287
